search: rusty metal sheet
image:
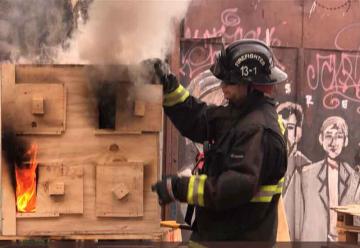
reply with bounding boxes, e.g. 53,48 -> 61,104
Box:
303,0 -> 360,51
184,0 -> 302,47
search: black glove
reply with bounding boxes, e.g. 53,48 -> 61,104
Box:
152,60 -> 180,94
151,175 -> 179,205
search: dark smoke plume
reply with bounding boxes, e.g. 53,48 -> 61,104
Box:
0,0 -> 93,63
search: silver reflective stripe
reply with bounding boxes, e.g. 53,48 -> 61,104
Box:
166,178 -> 176,201
187,175 -> 208,206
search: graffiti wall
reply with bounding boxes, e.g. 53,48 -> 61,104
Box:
174,0 -> 360,242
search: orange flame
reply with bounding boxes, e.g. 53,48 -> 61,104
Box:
15,144 -> 38,212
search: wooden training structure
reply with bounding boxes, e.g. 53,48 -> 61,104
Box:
334,205 -> 360,243
0,64 -> 163,240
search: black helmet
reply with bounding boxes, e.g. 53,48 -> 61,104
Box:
210,39 -> 287,85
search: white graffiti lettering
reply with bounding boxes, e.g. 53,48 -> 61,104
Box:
305,95 -> 314,107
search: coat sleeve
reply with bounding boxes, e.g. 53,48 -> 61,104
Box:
174,125 -> 267,211
163,84 -> 213,144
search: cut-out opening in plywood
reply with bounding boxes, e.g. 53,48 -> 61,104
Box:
96,162 -> 144,218
16,164 -> 84,218
95,84 -> 162,135
14,83 -> 66,135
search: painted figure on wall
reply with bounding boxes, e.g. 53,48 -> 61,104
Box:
276,102 -> 311,241
301,116 -> 360,241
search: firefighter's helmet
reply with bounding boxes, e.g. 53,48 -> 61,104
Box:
210,39 -> 287,85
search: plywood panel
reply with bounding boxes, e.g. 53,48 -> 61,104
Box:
115,85 -> 162,133
1,65 -> 161,236
96,162 -> 143,217
14,83 -> 66,135
17,164 -> 84,217
94,84 -> 162,134
15,65 -> 162,134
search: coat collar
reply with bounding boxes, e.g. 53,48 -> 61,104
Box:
317,160 -> 351,208
317,160 -> 328,210
339,162 -> 351,203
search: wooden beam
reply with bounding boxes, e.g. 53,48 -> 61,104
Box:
1,157 -> 16,235
1,64 -> 16,236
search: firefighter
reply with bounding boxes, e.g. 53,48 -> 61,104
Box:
152,39 -> 288,242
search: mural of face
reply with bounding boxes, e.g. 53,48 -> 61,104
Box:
320,124 -> 347,159
282,113 -> 297,148
276,102 -> 304,155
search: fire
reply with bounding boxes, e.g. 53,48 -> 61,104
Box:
15,144 -> 38,212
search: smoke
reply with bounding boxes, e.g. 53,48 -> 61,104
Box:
0,0 -> 92,63
58,0 -> 191,64
0,0 -> 190,65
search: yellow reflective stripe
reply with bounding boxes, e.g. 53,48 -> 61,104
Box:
276,177 -> 284,194
164,84 -> 184,99
260,185 -> 277,192
164,90 -> 189,106
197,175 -> 207,207
251,177 -> 284,202
187,176 -> 196,205
275,187 -> 282,194
277,115 -> 286,136
163,84 -> 190,106
251,196 -> 273,202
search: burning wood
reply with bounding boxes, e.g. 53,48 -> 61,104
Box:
15,144 -> 38,213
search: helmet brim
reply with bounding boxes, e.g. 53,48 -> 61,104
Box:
257,66 -> 288,85
250,66 -> 288,85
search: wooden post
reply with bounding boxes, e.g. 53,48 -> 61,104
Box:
1,64 -> 16,236
163,18 -> 181,221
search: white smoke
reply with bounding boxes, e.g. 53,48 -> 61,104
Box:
57,0 -> 191,64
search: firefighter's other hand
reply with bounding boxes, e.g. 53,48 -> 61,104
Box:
151,176 -> 178,205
